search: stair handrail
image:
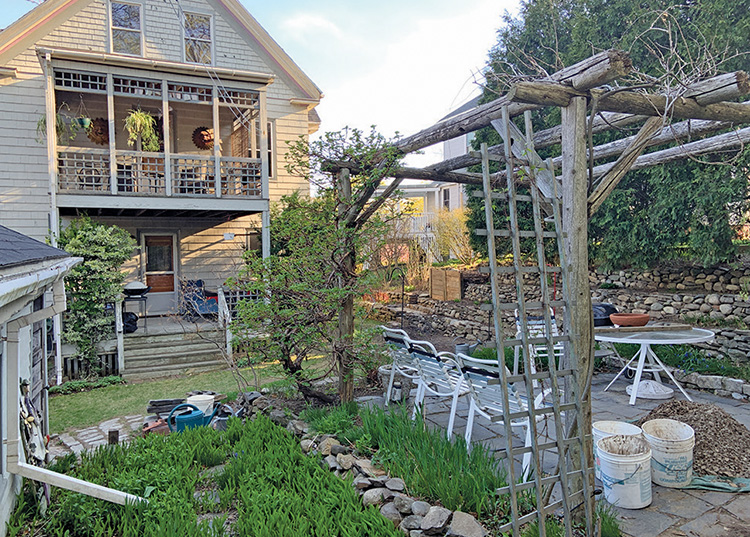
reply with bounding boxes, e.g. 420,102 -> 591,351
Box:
217,286 -> 232,360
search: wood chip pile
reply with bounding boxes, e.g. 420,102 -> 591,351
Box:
637,401 -> 750,478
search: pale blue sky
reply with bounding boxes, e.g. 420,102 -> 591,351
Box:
3,1 -> 520,164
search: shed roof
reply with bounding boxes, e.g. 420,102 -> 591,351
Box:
0,225 -> 70,269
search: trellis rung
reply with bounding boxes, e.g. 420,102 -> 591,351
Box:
475,229 -> 559,238
479,265 -> 562,274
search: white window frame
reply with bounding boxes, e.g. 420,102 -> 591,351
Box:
109,1 -> 144,57
266,120 -> 276,181
182,11 -> 214,66
442,188 -> 451,210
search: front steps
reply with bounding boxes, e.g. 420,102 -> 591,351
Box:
121,328 -> 227,381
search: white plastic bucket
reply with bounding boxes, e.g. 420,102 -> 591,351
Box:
593,421 -> 643,480
598,435 -> 652,509
641,419 -> 695,488
187,394 -> 214,415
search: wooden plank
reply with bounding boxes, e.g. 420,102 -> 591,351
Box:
445,270 -> 462,301
430,268 -> 447,301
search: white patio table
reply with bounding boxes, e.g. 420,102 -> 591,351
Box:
595,327 -> 715,405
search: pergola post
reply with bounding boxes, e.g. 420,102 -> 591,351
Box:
560,95 -> 595,518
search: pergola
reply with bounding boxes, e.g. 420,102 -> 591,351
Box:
375,50 -> 750,535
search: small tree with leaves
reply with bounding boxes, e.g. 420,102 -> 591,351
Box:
56,217 -> 136,370
285,127 -> 403,402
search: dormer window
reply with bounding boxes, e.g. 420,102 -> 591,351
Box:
184,13 -> 212,65
111,2 -> 142,56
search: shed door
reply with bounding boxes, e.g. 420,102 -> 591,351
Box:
143,234 -> 178,314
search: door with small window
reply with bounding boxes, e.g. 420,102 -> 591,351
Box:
142,234 -> 178,314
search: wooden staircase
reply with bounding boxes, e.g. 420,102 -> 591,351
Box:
121,327 -> 227,381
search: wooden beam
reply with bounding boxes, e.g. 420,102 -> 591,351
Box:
592,88 -> 750,123
683,71 -> 749,105
587,116 -> 665,216
507,81 -> 585,107
591,125 -> 750,177
560,95 -> 595,526
426,112 -> 645,174
395,50 -> 632,154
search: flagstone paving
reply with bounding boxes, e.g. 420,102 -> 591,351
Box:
48,373 -> 750,536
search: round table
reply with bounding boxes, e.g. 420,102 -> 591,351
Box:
595,327 -> 715,405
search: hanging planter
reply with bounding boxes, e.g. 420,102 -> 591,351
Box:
192,126 -> 214,150
73,117 -> 92,130
124,109 -> 160,152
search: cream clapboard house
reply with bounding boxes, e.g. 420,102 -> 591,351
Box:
0,0 -> 322,377
0,0 -> 321,312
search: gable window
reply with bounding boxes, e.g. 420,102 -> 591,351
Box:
111,2 -> 142,56
184,13 -> 212,64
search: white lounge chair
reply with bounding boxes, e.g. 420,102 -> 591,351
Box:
407,338 -> 468,438
456,352 -> 553,481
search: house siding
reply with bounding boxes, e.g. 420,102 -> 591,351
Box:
0,0 -> 316,246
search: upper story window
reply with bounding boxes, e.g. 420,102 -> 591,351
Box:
184,13 -> 212,65
111,2 -> 142,56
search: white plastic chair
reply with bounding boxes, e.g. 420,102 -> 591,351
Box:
513,308 -> 564,380
456,352 -> 553,481
407,338 -> 468,438
380,326 -> 421,405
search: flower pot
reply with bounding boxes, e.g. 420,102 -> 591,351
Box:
610,313 -> 650,327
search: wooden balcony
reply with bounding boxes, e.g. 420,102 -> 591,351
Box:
56,148 -> 267,216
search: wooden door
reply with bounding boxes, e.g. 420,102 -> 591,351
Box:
142,234 -> 177,314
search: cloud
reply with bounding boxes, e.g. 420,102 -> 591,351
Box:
280,13 -> 346,43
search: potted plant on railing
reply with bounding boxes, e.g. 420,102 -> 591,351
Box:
124,108 -> 160,152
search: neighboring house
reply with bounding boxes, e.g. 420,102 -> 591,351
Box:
378,97 -> 478,262
0,225 -> 80,532
0,0 -> 322,315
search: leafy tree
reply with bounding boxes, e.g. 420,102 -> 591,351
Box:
285,127 -> 403,401
468,0 -> 750,268
56,217 -> 136,368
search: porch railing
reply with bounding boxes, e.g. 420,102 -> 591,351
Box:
57,148 -> 262,199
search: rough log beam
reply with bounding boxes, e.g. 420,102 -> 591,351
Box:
592,88 -> 750,123
587,116 -> 666,216
591,125 -> 750,178
324,161 -> 488,186
427,112 -> 645,174
395,50 -> 632,155
683,71 -> 749,105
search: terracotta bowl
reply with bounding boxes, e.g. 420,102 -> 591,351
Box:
610,313 -> 650,327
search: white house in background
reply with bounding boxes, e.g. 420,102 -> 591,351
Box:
0,0 -> 322,379
382,96 -> 480,260
0,225 -> 80,532
0,0 -> 322,314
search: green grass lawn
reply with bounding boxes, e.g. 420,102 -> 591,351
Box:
49,362 -> 294,435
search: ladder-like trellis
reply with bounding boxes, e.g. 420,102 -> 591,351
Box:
478,107 -> 592,536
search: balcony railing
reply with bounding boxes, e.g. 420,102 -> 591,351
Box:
410,213 -> 436,234
57,148 -> 262,199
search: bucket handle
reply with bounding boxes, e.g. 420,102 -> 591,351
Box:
602,462 -> 648,487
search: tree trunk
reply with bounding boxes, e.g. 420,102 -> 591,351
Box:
336,168 -> 355,402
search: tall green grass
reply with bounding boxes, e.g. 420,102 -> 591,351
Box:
11,417 -> 400,537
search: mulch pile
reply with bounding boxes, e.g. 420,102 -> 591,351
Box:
636,400 -> 750,478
